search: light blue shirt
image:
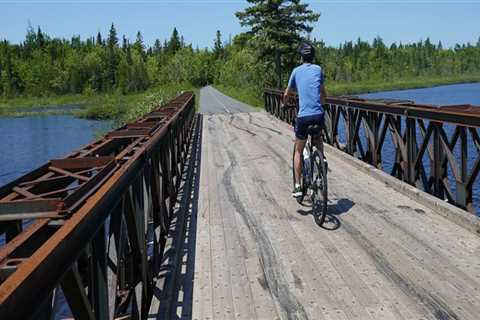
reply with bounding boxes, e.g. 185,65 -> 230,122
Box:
287,63 -> 325,118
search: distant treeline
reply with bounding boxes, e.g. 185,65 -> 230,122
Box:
1,22 -> 480,98
315,37 -> 480,83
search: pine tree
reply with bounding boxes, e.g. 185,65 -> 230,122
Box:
122,35 -> 128,51
236,0 -> 320,86
107,23 -> 118,48
106,23 -> 119,88
168,27 -> 181,54
153,39 -> 162,55
213,30 -> 224,59
25,23 -> 37,53
126,45 -> 133,65
134,31 -> 146,60
36,26 -> 45,49
96,32 -> 103,46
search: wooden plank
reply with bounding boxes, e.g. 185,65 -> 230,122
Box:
212,117 -> 268,319
207,116 -> 236,319
216,114 -> 322,319
192,116 -> 214,320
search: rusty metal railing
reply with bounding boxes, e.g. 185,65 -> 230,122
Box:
0,92 -> 196,319
265,88 -> 480,214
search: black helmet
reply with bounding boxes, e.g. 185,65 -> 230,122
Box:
299,42 -> 315,61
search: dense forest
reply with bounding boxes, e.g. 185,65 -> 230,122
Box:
1,0 -> 480,100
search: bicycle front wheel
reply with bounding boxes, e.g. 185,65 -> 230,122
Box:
312,151 -> 328,225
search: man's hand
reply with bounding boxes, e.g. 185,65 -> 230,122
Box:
283,87 -> 294,105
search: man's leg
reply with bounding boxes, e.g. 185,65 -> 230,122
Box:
294,138 -> 307,185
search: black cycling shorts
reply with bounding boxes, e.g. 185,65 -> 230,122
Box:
294,113 -> 324,140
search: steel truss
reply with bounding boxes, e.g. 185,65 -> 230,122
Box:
265,89 -> 480,214
0,92 -> 196,319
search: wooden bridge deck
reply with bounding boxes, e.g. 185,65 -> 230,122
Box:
154,87 -> 480,320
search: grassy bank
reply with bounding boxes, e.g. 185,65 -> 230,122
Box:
0,84 -> 199,121
214,84 -> 264,108
328,74 -> 480,96
0,94 -> 94,110
215,74 -> 480,108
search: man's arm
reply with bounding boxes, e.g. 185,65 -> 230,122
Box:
284,69 -> 296,104
283,87 -> 295,104
320,84 -> 327,106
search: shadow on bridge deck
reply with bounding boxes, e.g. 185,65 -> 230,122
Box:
297,197 -> 355,231
149,114 -> 203,319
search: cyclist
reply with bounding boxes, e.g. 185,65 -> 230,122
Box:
283,42 -> 327,198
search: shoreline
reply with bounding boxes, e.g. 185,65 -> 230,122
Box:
1,75 -> 479,119
215,74 -> 480,109
328,75 -> 480,97
0,84 -> 199,120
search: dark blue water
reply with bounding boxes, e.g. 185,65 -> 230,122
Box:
350,83 -> 480,214
0,115 -> 112,186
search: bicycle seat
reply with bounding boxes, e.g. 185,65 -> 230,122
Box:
306,124 -> 322,134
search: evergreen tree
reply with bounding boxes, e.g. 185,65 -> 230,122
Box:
134,31 -> 146,60
168,27 -> 181,54
122,35 -> 128,51
213,30 -> 224,59
36,26 -> 45,49
153,39 -> 162,55
236,0 -> 320,86
96,32 -> 103,46
126,45 -> 133,65
106,23 -> 119,88
24,23 -> 37,53
107,23 -> 118,48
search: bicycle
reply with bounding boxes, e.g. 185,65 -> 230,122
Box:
283,104 -> 329,226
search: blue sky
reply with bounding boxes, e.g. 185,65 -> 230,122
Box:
0,1 -> 479,49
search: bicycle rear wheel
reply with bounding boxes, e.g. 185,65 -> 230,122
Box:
292,144 -> 307,204
312,150 -> 328,225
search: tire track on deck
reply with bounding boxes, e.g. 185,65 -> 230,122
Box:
221,148 -> 308,320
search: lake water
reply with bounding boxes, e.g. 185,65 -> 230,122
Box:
355,82 -> 480,214
360,82 -> 480,105
0,115 -> 111,186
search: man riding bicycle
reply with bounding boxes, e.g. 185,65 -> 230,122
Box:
283,42 -> 327,198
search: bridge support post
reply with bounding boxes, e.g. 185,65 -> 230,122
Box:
91,223 -> 109,320
456,127 -> 469,210
406,117 -> 416,185
61,263 -> 95,320
432,122 -> 444,199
